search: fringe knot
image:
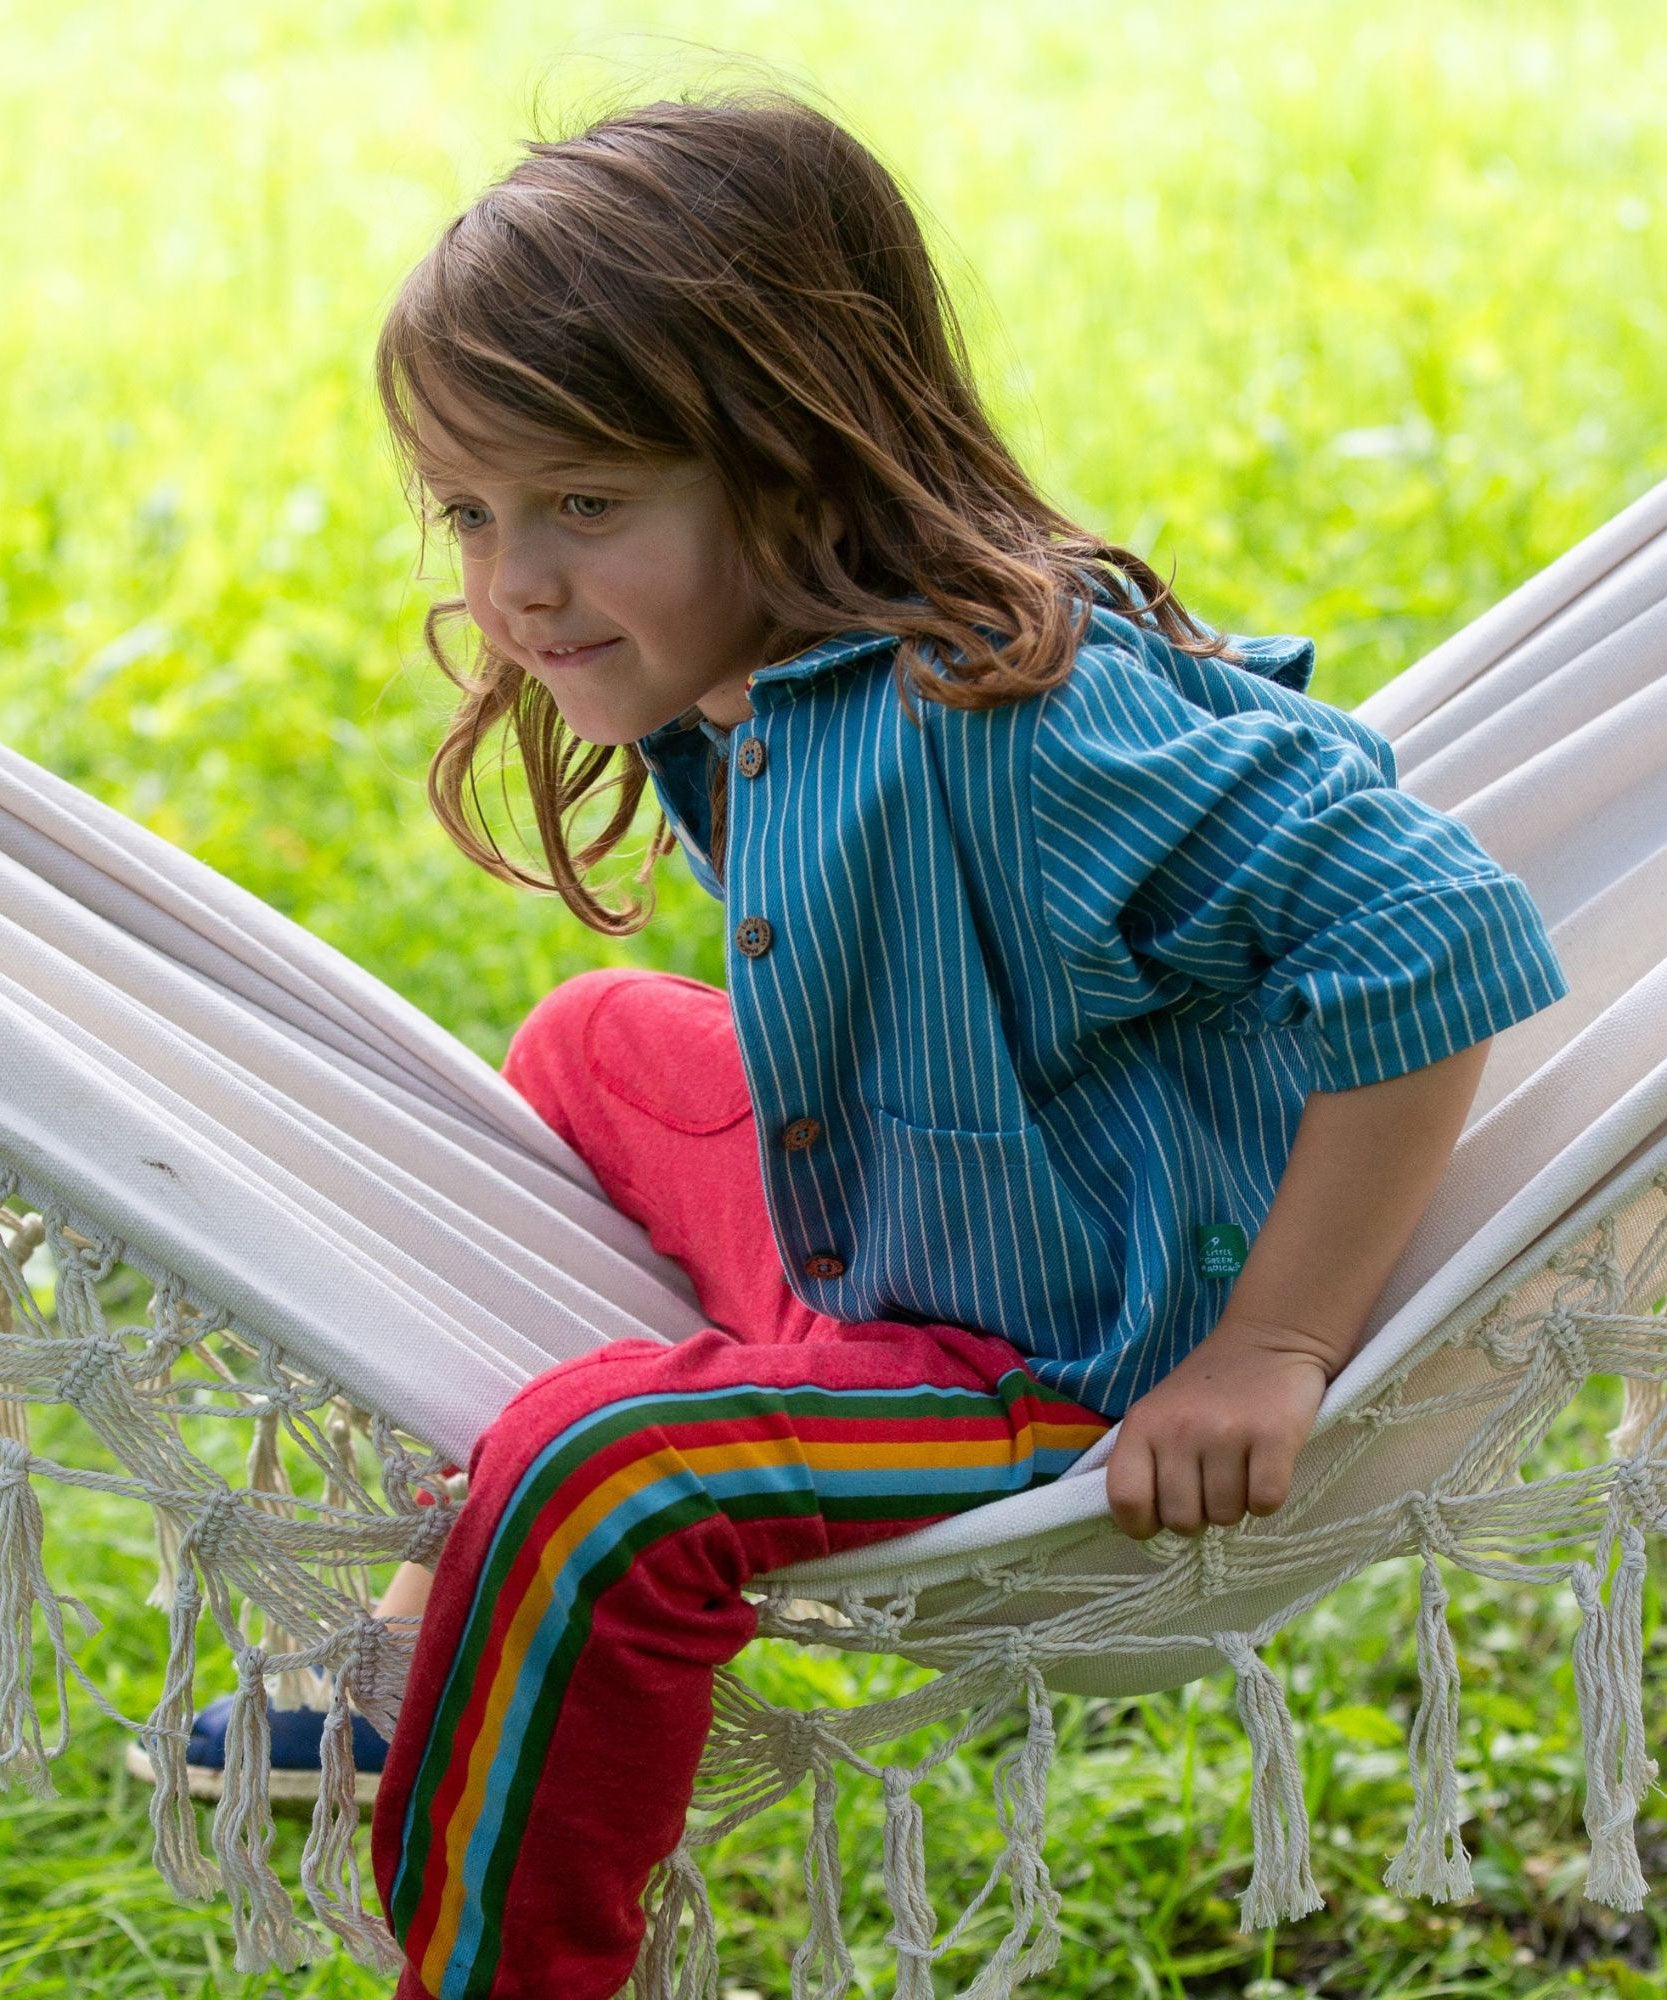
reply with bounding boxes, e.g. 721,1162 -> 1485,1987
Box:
56,1330 -> 127,1408
184,1484 -> 244,1565
1405,1493 -> 1461,1561
1541,1306 -> 1592,1386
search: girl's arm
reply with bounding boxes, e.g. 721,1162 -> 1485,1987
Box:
1103,1036 -> 1493,1539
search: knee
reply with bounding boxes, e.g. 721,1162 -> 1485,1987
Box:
500,967 -> 638,1127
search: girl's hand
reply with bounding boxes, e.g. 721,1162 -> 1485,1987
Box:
1102,1318 -> 1335,1539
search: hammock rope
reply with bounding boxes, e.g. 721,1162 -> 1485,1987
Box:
1,1151 -> 1662,1988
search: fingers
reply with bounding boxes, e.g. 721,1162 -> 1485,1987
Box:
1156,1450 -> 1206,1537
1108,1437 -> 1286,1538
1105,1434 -> 1158,1539
1202,1444 -> 1252,1529
1246,1437 -> 1293,1518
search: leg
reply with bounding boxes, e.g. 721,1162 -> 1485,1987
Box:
374,969 -> 800,1637
370,1319 -> 1108,2000
374,1561 -> 436,1622
499,967 -> 827,1347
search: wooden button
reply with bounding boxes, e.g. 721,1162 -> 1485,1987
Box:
782,1116 -> 821,1150
803,1251 -> 846,1280
737,736 -> 766,779
734,915 -> 774,958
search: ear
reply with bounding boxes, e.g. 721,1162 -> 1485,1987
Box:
785,489 -> 847,548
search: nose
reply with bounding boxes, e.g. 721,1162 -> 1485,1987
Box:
486,525 -> 566,627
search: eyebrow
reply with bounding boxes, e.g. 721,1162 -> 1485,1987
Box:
415,453 -> 627,481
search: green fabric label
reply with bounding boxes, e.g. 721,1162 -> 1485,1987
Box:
1195,1223 -> 1250,1279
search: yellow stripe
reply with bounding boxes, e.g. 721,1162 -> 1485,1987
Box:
421,1439 -> 693,1982
792,1425 -> 1100,1471
422,1431 -> 810,1982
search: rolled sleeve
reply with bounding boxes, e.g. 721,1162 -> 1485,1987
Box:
1261,868 -> 1570,1090
1029,639 -> 1571,1090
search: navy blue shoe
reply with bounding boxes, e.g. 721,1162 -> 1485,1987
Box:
124,1680 -> 391,1811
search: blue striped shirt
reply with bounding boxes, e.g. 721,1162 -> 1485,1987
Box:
633,589 -> 1570,1420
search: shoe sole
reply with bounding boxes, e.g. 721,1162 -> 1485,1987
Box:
123,1738 -> 382,1811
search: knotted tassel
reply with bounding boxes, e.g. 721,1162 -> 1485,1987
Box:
790,1761 -> 856,2000
1573,1525 -> 1661,1910
211,1645 -> 323,1974
143,1562 -> 220,1900
881,1765 -> 937,1998
1220,1631 -> 1325,1930
963,1667 -> 1064,2000
1383,1551 -> 1474,1901
245,1405 -> 321,1714
297,1664 -> 404,1972
0,1431 -> 96,1796
633,1843 -> 719,2000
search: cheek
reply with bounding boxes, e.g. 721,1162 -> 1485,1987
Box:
459,569 -> 510,646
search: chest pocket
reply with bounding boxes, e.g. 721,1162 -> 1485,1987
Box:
869,1105 -> 1058,1332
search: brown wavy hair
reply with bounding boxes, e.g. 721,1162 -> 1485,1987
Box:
376,78 -> 1244,935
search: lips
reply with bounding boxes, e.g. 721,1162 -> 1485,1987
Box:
532,639 -> 621,670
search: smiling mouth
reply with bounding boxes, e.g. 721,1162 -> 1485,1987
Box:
532,639 -> 622,670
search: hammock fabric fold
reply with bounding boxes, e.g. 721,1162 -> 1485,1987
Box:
1,478 -> 1665,1993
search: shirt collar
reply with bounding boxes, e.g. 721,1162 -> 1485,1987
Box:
634,577 -> 1163,759
634,625 -> 903,763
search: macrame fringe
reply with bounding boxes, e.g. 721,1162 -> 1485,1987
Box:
5,1170 -> 1666,1988
246,1405 -> 327,1714
0,1431 -> 97,1796
881,1765 -> 938,1999
297,1627 -> 406,1974
1220,1631 -> 1325,1930
211,1644 -> 324,1974
1383,1550 -> 1474,1901
143,1562 -> 221,1900
792,1761 -> 856,1999
1571,1521 -> 1661,1910
959,1668 -> 1063,2000
631,1843 -> 721,2000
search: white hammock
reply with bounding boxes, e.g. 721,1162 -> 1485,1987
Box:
1,478 -> 1665,1994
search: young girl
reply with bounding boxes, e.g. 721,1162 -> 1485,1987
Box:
332,84 -> 1571,2000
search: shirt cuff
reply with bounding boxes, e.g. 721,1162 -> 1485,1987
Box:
1293,873 -> 1570,1092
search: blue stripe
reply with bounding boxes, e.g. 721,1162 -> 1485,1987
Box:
440,1455 -> 814,1991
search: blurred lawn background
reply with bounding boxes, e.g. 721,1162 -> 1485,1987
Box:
1,1 -> 1665,1995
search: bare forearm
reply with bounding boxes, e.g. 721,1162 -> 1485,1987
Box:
1217,1037 -> 1494,1372
1106,1038 -> 1495,1537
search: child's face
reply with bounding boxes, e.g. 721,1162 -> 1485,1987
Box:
413,381 -> 783,744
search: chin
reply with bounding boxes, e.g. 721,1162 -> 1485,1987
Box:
549,708 -> 639,750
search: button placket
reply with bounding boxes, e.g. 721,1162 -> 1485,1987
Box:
725,709 -> 847,1291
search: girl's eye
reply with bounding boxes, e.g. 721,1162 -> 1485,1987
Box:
437,502 -> 490,535
434,494 -> 615,535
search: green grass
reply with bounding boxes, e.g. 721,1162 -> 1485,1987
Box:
2,0 -> 1665,1993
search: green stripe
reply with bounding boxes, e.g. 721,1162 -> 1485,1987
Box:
460,1487 -> 715,1997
